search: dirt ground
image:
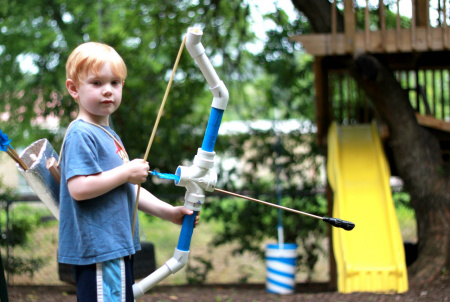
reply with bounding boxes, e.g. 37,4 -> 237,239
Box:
6,276 -> 449,302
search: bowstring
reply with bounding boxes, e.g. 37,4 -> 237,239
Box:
132,35 -> 187,237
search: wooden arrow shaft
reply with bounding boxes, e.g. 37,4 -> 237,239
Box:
214,188 -> 323,220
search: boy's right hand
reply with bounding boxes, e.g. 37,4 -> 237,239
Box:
125,159 -> 149,184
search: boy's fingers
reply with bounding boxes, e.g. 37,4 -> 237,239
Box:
183,208 -> 194,215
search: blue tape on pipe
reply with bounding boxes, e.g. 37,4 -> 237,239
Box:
201,108 -> 224,152
176,211 -> 199,251
175,107 -> 224,253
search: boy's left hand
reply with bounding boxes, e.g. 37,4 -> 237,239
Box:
171,206 -> 200,227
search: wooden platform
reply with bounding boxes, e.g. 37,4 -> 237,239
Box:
291,26 -> 450,56
416,113 -> 450,133
416,113 -> 450,162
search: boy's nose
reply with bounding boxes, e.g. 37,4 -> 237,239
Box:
103,85 -> 113,95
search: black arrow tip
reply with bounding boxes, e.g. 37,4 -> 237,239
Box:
323,217 -> 355,231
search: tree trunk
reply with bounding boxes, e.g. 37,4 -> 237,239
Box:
290,0 -> 450,283
291,0 -> 344,33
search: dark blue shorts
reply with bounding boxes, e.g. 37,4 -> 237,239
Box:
73,256 -> 135,302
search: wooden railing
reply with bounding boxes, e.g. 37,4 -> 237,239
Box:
328,70 -> 376,125
398,68 -> 450,119
292,0 -> 450,55
328,67 -> 450,127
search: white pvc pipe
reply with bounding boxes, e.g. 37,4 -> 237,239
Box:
186,27 -> 229,111
133,265 -> 172,298
133,249 -> 190,299
277,225 -> 284,249
175,148 -> 217,211
185,28 -> 221,89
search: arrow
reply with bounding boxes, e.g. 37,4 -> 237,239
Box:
214,188 -> 355,231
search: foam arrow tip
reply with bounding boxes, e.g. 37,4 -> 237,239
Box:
323,217 -> 355,231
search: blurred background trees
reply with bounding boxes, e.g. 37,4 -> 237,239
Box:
0,0 -> 327,278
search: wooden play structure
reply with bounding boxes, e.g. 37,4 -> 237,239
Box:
291,0 -> 450,293
291,0 -> 450,153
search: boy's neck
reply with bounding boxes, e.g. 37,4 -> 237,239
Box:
77,113 -> 109,126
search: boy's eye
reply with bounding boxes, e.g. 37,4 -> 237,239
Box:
92,81 -> 101,85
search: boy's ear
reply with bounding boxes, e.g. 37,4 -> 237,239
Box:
66,79 -> 79,100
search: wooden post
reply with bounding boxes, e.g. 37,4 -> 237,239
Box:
441,69 -> 445,119
344,0 -> 356,53
379,0 -> 386,52
415,0 -> 430,49
412,0 -> 417,50
347,73 -> 352,121
432,70 -> 436,116
415,67 -> 421,112
338,74 -> 344,122
426,0 -> 431,49
444,0 -> 448,49
396,0 -> 401,51
326,183 -> 337,290
416,0 -> 428,26
314,56 -> 330,146
365,0 -> 370,52
332,0 -> 337,54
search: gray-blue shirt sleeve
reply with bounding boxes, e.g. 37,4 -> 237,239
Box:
64,129 -> 103,180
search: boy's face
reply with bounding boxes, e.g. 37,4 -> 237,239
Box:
68,63 -> 123,125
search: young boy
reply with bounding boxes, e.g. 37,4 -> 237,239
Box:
59,42 -> 197,301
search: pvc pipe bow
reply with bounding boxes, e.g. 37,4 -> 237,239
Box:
133,27 -> 229,298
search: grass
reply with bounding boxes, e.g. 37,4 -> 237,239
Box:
138,212 -> 268,285
393,192 -> 417,242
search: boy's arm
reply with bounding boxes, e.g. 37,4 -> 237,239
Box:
138,187 -> 197,225
67,159 -> 149,201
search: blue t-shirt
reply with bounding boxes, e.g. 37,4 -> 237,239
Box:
58,119 -> 141,265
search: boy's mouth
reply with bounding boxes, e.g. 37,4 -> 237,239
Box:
101,100 -> 113,104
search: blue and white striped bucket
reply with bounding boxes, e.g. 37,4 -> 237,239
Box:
265,243 -> 298,294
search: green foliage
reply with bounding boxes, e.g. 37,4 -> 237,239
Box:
0,186 -> 51,278
0,0 -> 260,198
3,255 -> 47,278
252,8 -> 315,121
206,129 -> 328,277
1,0 -> 327,279
393,191 -> 411,208
393,191 -> 415,224
0,204 -> 45,247
185,255 -> 213,285
1,216 -> 33,248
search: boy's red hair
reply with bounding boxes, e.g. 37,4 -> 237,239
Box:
66,42 -> 127,86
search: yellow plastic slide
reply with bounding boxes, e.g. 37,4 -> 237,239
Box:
327,122 -> 408,293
